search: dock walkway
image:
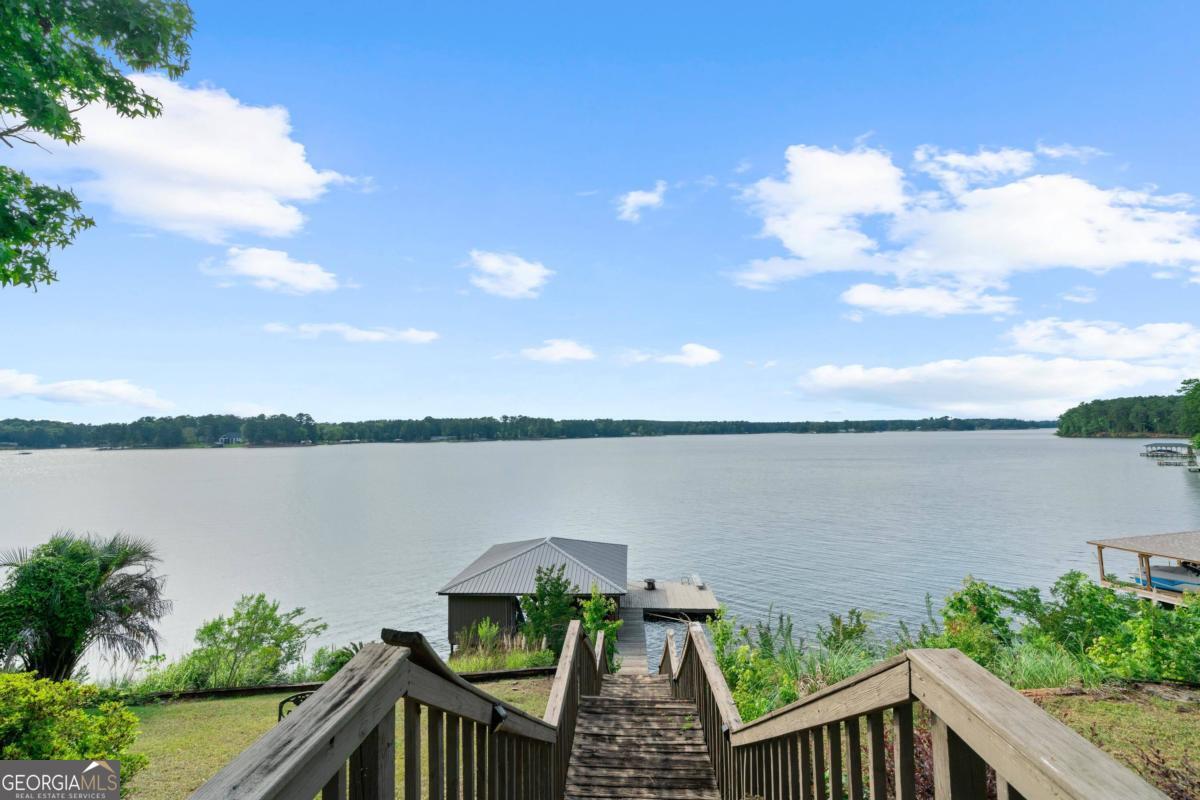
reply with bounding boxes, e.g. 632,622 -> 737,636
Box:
615,579 -> 718,675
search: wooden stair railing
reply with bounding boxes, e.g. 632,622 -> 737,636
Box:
190,627 -> 558,800
659,622 -> 1168,800
544,620 -> 605,799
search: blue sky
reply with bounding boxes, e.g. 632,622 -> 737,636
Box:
4,2 -> 1200,423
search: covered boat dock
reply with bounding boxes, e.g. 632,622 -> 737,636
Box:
1088,530 -> 1200,605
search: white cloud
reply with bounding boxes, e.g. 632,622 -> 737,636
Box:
802,355 -> 1178,418
264,322 -> 438,344
468,250 -> 554,299
841,283 -> 1017,316
0,369 -> 170,410
1008,318 -> 1200,362
734,142 -> 1200,310
520,339 -> 596,362
1061,285 -> 1097,304
616,180 -> 667,222
29,74 -> 343,241
210,247 -> 340,294
1036,142 -> 1107,161
913,145 -> 1034,194
621,343 -> 722,367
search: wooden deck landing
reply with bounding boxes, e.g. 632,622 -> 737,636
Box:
616,580 -> 718,675
622,580 -> 719,617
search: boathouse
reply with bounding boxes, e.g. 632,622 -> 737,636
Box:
1088,530 -> 1200,605
437,537 -> 628,644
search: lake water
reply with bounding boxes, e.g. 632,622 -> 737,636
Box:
2,431 -> 1198,674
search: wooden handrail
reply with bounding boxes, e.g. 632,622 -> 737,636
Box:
542,620 -> 601,800
661,623 -> 1166,800
658,628 -> 679,676
194,628 -> 565,799
382,629 -> 555,742
909,648 -> 1164,800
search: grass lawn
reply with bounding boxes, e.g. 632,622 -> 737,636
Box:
1035,685 -> 1200,798
129,676 -> 553,800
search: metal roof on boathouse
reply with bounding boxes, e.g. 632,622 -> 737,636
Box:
436,536 -> 628,596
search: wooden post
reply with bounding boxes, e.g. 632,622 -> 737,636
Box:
845,716 -> 864,800
322,765 -> 346,800
892,705 -> 916,800
827,721 -> 843,800
403,699 -> 421,800
787,733 -> 801,800
1096,545 -> 1106,583
349,706 -> 394,800
799,730 -> 814,800
475,724 -> 488,800
996,777 -> 1028,800
446,713 -> 460,800
931,712 -> 987,799
428,707 -> 444,800
866,712 -> 887,800
811,726 -> 827,800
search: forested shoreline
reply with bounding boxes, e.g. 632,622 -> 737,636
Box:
1057,379 -> 1200,439
0,414 -> 1055,449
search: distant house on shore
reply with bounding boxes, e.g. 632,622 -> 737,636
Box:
216,433 -> 243,446
437,537 -> 627,645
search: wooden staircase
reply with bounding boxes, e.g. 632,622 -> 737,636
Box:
564,674 -> 721,800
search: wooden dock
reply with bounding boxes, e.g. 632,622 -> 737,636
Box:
615,579 -> 719,674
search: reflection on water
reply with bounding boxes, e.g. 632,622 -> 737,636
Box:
1,430 -> 1197,669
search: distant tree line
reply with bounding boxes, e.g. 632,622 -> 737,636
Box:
1057,378 -> 1200,439
0,414 -> 1055,449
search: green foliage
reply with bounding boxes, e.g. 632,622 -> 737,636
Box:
1180,378 -> 1200,439
133,594 -> 326,692
709,606 -> 878,721
0,413 -> 1056,449
520,564 -> 578,655
0,532 -> 170,680
580,583 -> 622,670
0,167 -> 93,287
0,0 -> 194,288
448,620 -> 555,673
295,642 -> 361,682
1088,600 -> 1200,683
0,672 -> 145,796
712,571 -> 1200,721
448,648 -> 556,674
1058,379 -> 1200,437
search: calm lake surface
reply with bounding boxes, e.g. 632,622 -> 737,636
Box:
2,430 -> 1199,672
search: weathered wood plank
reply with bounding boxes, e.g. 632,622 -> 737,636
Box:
908,649 -> 1167,800
931,712 -> 987,800
382,628 -> 556,743
845,716 -> 864,800
403,700 -> 420,800
893,703 -> 916,800
866,711 -> 886,800
428,707 -> 444,800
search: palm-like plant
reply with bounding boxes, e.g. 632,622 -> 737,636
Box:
0,532 -> 171,680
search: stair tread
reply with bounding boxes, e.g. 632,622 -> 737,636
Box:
566,683 -> 721,798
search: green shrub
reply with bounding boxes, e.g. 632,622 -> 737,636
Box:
123,594 -> 327,694
520,565 -> 578,655
0,533 -> 170,681
0,673 -> 146,797
580,583 -> 622,670
1089,600 -> 1200,682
